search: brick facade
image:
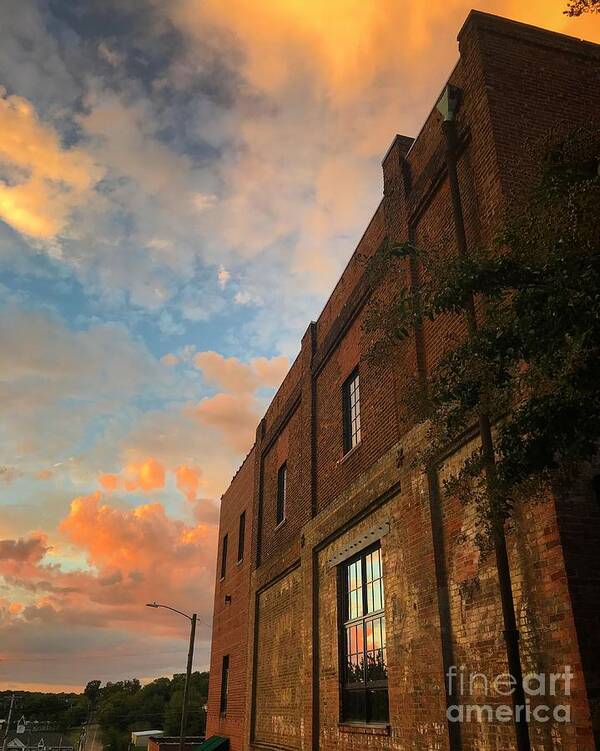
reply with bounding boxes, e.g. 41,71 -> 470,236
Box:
205,12 -> 600,751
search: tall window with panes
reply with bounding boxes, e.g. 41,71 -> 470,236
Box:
340,544 -> 388,723
342,369 -> 361,454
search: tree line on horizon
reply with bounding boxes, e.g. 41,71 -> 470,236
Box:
1,672 -> 209,751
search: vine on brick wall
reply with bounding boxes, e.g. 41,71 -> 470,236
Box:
364,125 -> 600,543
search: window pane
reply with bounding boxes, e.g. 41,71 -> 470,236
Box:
373,581 -> 382,612
347,560 -> 363,619
342,689 -> 367,723
366,617 -> 388,683
367,689 -> 389,723
373,618 -> 381,650
372,549 -> 381,580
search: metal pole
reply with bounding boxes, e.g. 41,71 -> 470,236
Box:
2,694 -> 15,751
178,614 -> 196,751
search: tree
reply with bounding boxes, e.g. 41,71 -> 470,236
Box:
564,0 -> 599,15
363,119 -> 598,751
60,696 -> 90,732
95,671 -> 209,751
365,123 -> 600,537
84,681 -> 101,704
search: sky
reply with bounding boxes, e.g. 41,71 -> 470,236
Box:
0,1 -> 598,694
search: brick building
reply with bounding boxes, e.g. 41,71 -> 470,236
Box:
205,11 -> 600,751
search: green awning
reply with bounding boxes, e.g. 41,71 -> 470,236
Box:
193,737 -> 229,751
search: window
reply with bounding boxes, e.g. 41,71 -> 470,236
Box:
220,534 -> 228,579
220,654 -> 229,714
276,462 -> 287,526
340,545 -> 388,724
342,370 -> 361,453
237,511 -> 246,562
593,474 -> 600,506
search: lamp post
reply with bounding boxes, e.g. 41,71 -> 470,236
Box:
146,603 -> 197,751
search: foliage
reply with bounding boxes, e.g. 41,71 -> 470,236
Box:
95,672 -> 209,751
0,691 -> 88,733
364,125 -> 600,533
1,671 -> 209,751
84,680 -> 102,703
564,0 -> 599,16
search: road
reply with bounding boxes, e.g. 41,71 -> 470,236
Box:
80,723 -> 102,751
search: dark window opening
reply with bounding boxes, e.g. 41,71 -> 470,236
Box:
220,533 -> 228,580
342,369 -> 361,454
592,474 -> 600,505
276,462 -> 287,526
220,654 -> 229,715
237,510 -> 246,562
340,544 -> 388,724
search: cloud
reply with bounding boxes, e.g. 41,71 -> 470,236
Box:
194,351 -> 288,393
0,535 -> 49,564
0,490 -> 218,687
217,265 -> 230,288
192,393 -> 259,453
97,460 -> 201,502
0,87 -> 102,240
161,353 -> 180,366
175,465 -> 202,502
122,458 -> 166,493
0,305 -> 164,467
189,352 -> 288,452
99,474 -> 120,492
1,493 -> 217,634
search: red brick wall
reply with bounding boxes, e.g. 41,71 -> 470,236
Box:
259,405 -> 309,563
253,567 -> 304,748
205,448 -> 254,750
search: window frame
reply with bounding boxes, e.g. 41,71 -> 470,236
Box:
220,533 -> 228,580
237,510 -> 246,563
342,368 -> 361,454
338,542 -> 389,725
219,654 -> 229,715
276,462 -> 287,527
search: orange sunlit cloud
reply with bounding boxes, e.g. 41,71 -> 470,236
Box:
0,87 -> 102,240
98,460 -> 203,502
192,393 -> 261,453
99,473 -> 120,492
0,493 -> 219,661
194,351 -> 288,393
124,457 -> 166,492
176,465 -> 202,502
98,459 -> 165,495
172,0 -> 599,99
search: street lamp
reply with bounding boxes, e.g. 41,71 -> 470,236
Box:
146,602 -> 197,751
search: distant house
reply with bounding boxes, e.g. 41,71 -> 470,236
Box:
4,716 -> 74,751
130,730 -> 164,748
147,736 -> 204,751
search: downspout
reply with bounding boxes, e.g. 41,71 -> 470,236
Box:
403,165 -> 462,751
437,84 -> 531,751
